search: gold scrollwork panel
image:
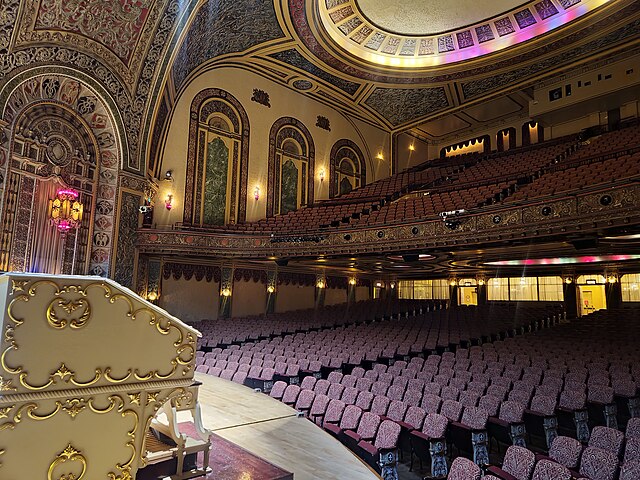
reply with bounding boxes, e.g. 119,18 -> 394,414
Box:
1,276 -> 197,394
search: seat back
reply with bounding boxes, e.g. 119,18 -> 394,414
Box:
403,406 -> 426,430
323,399 -> 346,424
589,426 -> 625,457
374,420 -> 401,450
422,413 -> 448,439
502,445 -> 535,480
549,435 -> 583,470
370,395 -> 391,416
579,446 -> 619,480
269,381 -> 288,400
620,459 -> 640,480
531,459 -> 571,480
356,411 -> 381,440
448,457 -> 481,480
339,405 -> 363,430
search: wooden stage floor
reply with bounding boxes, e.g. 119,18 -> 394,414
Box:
195,373 -> 381,480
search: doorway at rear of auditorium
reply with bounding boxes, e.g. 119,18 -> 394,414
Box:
458,279 -> 478,306
576,275 -> 607,316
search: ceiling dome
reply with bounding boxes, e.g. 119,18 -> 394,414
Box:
355,0 -> 524,36
319,0 -> 613,67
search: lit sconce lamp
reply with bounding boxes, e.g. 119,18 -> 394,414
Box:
409,144 -> 415,151
477,278 -> 485,286
376,152 -> 384,160
165,193 -> 173,210
221,288 -> 232,297
254,186 -> 260,201
564,277 -> 573,284
348,277 -> 357,286
147,291 -> 158,302
390,282 -> 396,289
319,168 -> 325,182
607,275 -> 618,284
449,279 -> 458,286
164,170 -> 174,181
375,281 -> 383,288
267,285 -> 275,294
316,280 -> 325,289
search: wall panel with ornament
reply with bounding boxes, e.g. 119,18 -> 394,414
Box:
0,74 -> 125,277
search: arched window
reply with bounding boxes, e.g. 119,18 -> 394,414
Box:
267,118 -> 315,216
329,139 -> 366,198
184,89 -> 250,226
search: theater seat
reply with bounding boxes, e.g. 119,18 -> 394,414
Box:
356,420 -> 401,476
448,457 -> 481,480
486,445 -> 535,480
531,459 -> 571,480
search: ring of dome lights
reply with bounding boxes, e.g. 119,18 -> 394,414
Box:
319,0 -> 612,67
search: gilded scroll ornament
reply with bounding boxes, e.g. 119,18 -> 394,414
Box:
60,399 -> 87,419
0,406 -> 13,419
47,298 -> 91,329
10,280 -> 28,294
48,444 -> 87,480
0,376 -> 16,391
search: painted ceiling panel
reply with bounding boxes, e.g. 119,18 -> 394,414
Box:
171,0 -> 285,90
365,87 -> 449,126
268,49 -> 361,95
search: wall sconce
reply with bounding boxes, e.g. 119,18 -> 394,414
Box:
449,279 -> 458,286
254,186 -> 260,201
267,285 -> 275,294
147,291 -> 158,302
376,152 -> 384,160
390,282 -> 396,289
409,144 -> 415,151
607,275 -> 618,284
375,281 -> 383,288
164,170 -> 174,181
221,288 -> 232,297
348,277 -> 357,286
477,279 -> 485,286
319,168 -> 325,182
564,277 -> 573,284
165,193 -> 173,210
316,280 -> 325,289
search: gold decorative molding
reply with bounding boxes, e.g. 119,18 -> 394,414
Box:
48,444 -> 87,480
0,375 -> 16,392
47,298 -> 91,330
2,279 -> 196,392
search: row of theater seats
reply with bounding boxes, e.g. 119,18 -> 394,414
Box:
195,307 -> 638,478
452,422 -> 640,480
507,152 -> 640,202
175,123 -> 638,236
193,299 -> 439,347
195,304 -> 564,383
245,137 -> 579,234
348,182 -> 512,228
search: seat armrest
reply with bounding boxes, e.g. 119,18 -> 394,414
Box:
396,421 -> 414,431
486,466 -> 519,480
344,430 -> 361,442
488,417 -> 509,428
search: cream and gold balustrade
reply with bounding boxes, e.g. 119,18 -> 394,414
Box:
0,273 -> 209,480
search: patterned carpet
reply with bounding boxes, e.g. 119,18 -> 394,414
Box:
179,422 -> 293,480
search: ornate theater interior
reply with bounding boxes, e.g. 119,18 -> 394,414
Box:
1,0 -> 640,479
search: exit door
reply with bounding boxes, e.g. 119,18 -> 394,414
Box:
578,285 -> 606,316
